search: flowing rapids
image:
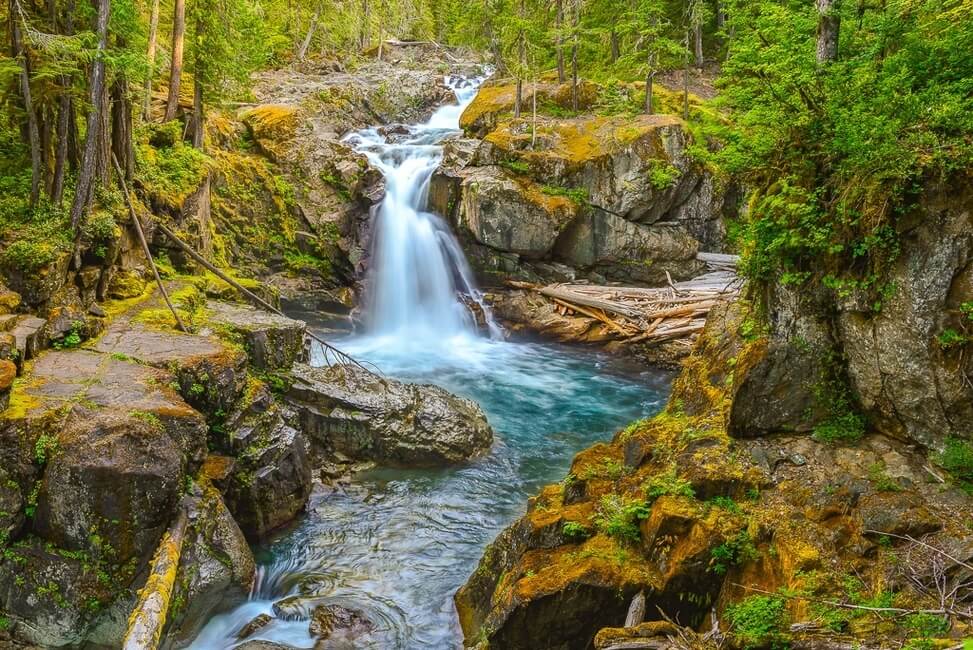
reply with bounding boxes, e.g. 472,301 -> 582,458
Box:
190,77 -> 673,649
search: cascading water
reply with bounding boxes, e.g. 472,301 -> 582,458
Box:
344,76 -> 499,343
190,74 -> 671,650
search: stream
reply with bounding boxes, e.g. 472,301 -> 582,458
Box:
190,75 -> 673,649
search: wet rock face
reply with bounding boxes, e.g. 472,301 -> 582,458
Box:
286,363 -> 493,466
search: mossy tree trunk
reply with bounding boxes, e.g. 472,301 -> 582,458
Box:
143,0 -> 161,120
816,0 -> 841,63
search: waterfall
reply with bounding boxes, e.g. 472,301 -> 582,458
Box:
343,76 -> 498,344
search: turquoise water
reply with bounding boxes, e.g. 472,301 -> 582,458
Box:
192,334 -> 671,648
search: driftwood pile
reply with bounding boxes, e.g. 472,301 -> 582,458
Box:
514,253 -> 742,348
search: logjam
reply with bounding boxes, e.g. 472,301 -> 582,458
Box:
512,253 -> 741,347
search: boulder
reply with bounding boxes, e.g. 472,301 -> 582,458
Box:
207,301 -> 308,371
286,363 -> 493,466
457,166 -> 579,258
553,212 -> 704,284
459,79 -> 600,137
309,604 -> 375,645
0,358 -> 15,411
10,315 -> 48,363
164,480 -> 256,646
212,383 -> 312,539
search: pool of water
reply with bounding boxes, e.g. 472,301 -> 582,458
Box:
190,333 -> 671,648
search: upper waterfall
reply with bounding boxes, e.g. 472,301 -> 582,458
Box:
343,75 -> 496,345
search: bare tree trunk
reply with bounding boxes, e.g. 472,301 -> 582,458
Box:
645,46 -> 654,115
514,0 -> 525,118
555,0 -> 565,83
164,0 -> 186,122
297,4 -> 321,61
694,23 -> 703,68
69,0 -> 110,242
52,92 -> 70,205
192,44 -> 204,149
683,33 -> 690,119
67,102 -> 80,171
360,0 -> 370,50
570,0 -> 580,111
816,0 -> 841,63
111,73 -> 134,180
10,0 -> 43,208
96,77 -> 111,185
143,0 -> 160,120
610,30 -> 620,63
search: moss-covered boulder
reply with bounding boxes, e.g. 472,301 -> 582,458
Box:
459,78 -> 600,138
208,300 -> 308,371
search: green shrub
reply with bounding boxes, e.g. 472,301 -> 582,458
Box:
540,185 -> 589,204
707,496 -> 742,514
937,328 -> 970,349
561,521 -> 592,541
813,411 -> 865,444
725,595 -> 788,649
936,437 -> 973,489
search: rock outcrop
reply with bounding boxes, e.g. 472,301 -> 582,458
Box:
431,81 -> 732,290
287,363 -> 494,466
457,300 -> 973,650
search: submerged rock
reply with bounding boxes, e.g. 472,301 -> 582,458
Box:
310,604 -> 375,645
286,363 -> 493,466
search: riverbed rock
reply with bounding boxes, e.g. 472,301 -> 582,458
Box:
309,604 -> 375,645
460,78 -> 600,138
286,363 -> 493,466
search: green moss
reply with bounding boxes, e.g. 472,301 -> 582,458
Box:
136,123 -> 211,208
561,521 -> 592,541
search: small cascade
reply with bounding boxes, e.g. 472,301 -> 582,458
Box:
343,75 -> 500,344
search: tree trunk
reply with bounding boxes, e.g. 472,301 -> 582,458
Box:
816,0 -> 840,63
95,76 -> 112,185
52,92 -> 70,204
683,30 -> 690,119
192,43 -> 204,149
694,23 -> 703,68
555,0 -> 565,83
164,0 -> 186,122
514,0 -> 525,118
610,30 -> 620,63
111,73 -> 134,180
10,0 -> 43,208
570,0 -> 580,111
360,0 -> 369,50
297,4 -> 321,60
645,48 -> 654,115
143,0 -> 160,120
67,101 -> 80,171
69,0 -> 110,236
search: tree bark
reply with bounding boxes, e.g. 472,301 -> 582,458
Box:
111,72 -> 134,180
816,0 -> 841,63
69,0 -> 110,236
555,0 -> 565,83
514,0 -> 525,118
164,0 -> 186,122
143,0 -> 160,120
570,0 -> 580,111
610,30 -> 620,63
694,23 -> 703,68
10,0 -> 43,208
52,92 -> 70,205
645,47 -> 654,115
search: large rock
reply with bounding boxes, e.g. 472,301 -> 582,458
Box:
831,184 -> 973,449
553,211 -> 703,284
457,167 -> 579,258
209,382 -> 312,538
207,301 -> 308,371
459,78 -> 600,138
286,363 -> 493,466
164,480 -> 256,646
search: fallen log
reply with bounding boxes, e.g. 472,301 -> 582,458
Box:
121,507 -> 188,650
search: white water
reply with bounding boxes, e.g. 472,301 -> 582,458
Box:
343,75 -> 500,346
